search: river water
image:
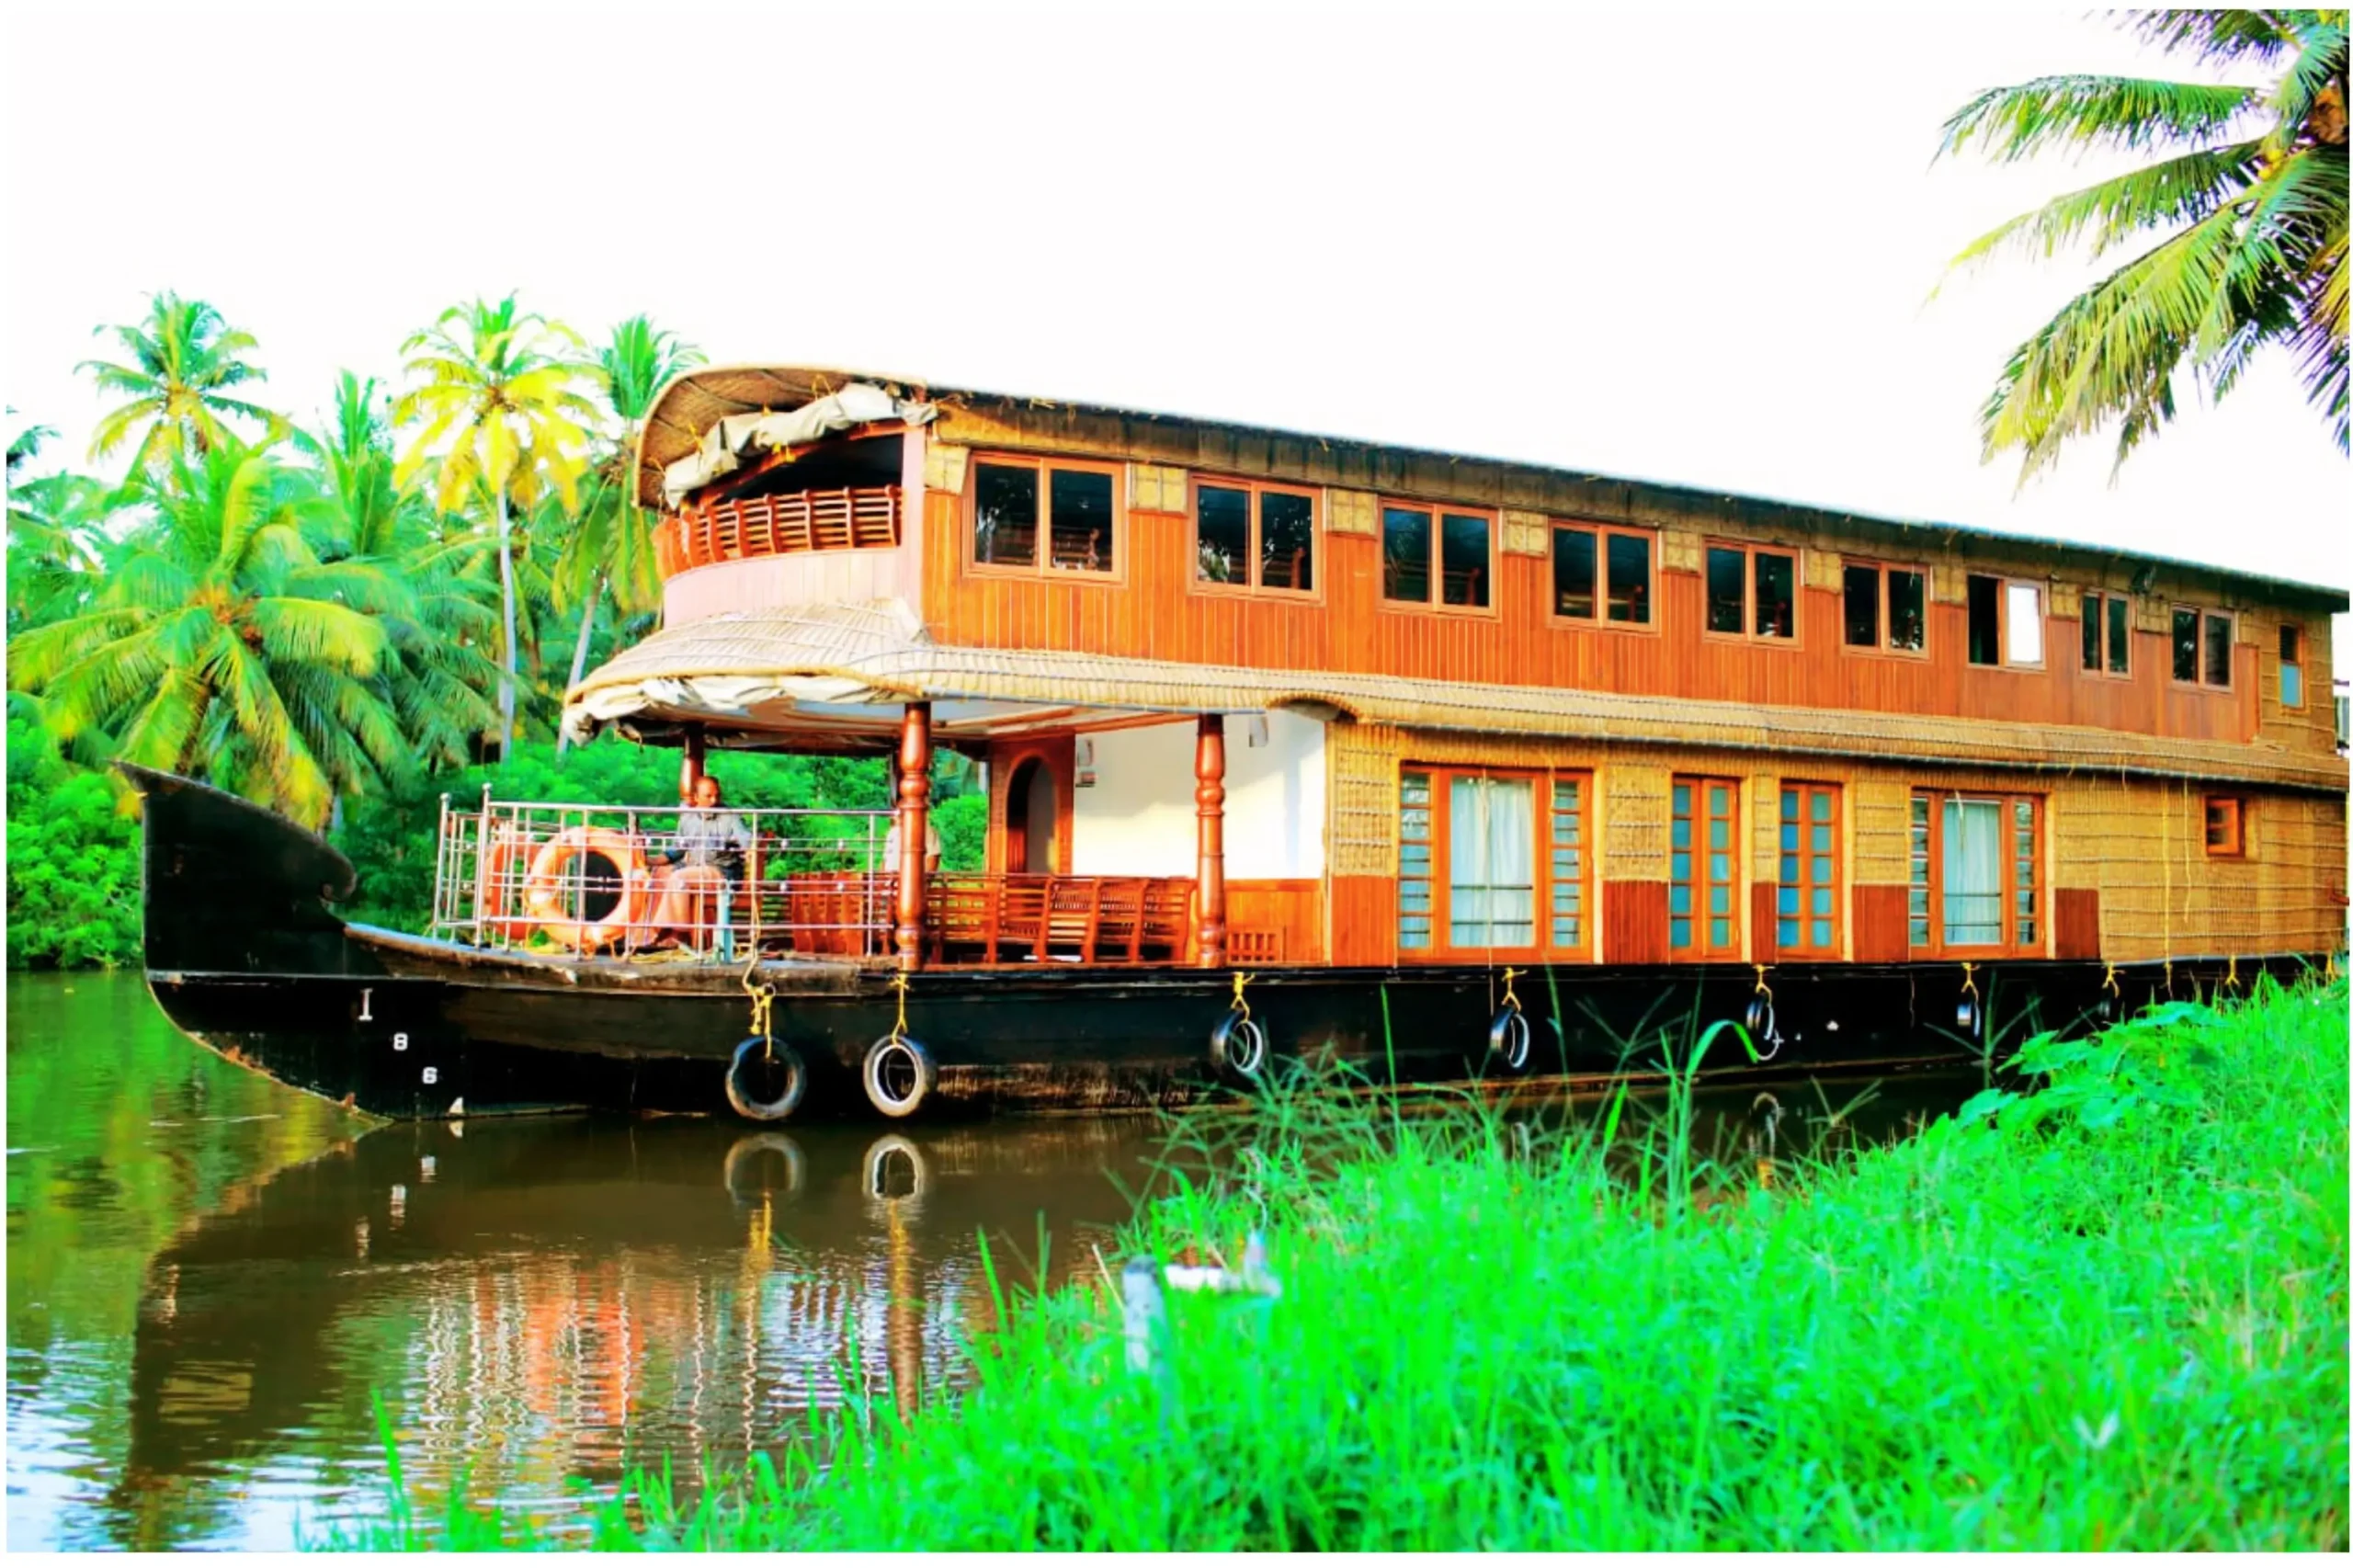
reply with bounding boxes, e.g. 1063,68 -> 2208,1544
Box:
6,971 -> 1980,1551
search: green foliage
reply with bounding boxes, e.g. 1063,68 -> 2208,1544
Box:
77,290 -> 278,474
1938,10 -> 2348,476
6,719 -> 140,969
333,980 -> 2349,1551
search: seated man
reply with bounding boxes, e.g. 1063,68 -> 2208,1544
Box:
650,774 -> 754,951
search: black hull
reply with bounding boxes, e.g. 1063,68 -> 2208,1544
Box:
123,766 -> 2312,1122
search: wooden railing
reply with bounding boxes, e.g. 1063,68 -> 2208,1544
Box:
656,484 -> 903,576
926,874 -> 1196,966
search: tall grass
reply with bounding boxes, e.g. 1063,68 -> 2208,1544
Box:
320,976 -> 2349,1551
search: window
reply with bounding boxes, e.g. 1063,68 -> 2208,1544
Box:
2081,591 -> 2131,676
2171,607 -> 2234,687
1670,777 -> 1742,958
1841,562 -> 1927,654
1552,524 -> 1654,626
1397,767 -> 1590,958
971,456 -> 1119,576
2203,796 -> 2245,858
2279,624 -> 2304,708
1966,575 -> 2044,667
1382,505 -> 1492,609
1192,479 -> 1315,594
1705,544 -> 1797,640
1777,783 -> 1841,957
1908,790 -> 2042,955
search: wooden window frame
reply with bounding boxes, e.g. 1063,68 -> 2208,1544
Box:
1669,774 -> 1744,960
2202,795 -> 2247,858
1837,558 -> 1930,660
1548,523 -> 1659,634
1700,540 -> 1801,645
1907,790 -> 2045,959
1378,500 -> 1499,619
2169,605 -> 2236,690
1395,764 -> 1592,962
963,452 -> 1127,585
1187,475 -> 1322,602
1776,781 -> 1843,959
1965,574 -> 2048,671
2278,622 -> 2305,709
2079,590 -> 2133,680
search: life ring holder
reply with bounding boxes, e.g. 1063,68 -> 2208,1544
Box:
862,971 -> 938,1119
1211,971 -> 1268,1080
1486,966 -> 1532,1074
521,826 -> 652,953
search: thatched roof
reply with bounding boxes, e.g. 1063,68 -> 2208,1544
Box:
633,364 -> 2348,612
563,600 -> 2347,792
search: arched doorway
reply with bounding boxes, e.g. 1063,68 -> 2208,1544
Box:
1004,756 -> 1058,874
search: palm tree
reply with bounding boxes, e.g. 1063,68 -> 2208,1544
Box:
78,292 -> 277,474
1938,10 -> 2347,481
7,435 -> 415,826
309,372 -> 503,773
393,295 -> 598,761
554,315 -> 705,750
6,469 -> 112,632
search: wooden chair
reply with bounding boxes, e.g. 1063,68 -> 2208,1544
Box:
1045,877 -> 1103,961
995,876 -> 1050,962
926,874 -> 995,963
1095,879 -> 1146,963
1140,879 -> 1196,961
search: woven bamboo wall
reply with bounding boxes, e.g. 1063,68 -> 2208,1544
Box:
1323,722 -> 2347,967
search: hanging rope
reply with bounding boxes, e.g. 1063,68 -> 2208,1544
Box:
885,968 -> 913,1046
741,954 -> 777,1062
1499,965 -> 1524,1016
2223,954 -> 2241,993
1229,970 -> 1256,1024
1752,962 -> 1774,1006
1960,960 -> 1979,1001
2101,960 -> 2120,1000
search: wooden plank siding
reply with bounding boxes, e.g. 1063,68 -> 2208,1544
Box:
1319,722 -> 2346,971
917,480 -> 2333,758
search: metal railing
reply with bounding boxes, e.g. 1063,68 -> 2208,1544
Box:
431,791 -> 898,960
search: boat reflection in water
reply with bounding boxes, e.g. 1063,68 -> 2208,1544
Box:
115,1115 -> 1162,1547
108,1072 -> 1972,1548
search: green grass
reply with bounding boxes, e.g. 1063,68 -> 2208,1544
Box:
320,976 -> 2349,1551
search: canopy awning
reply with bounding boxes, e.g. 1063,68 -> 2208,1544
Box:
561,602 -> 2347,790
659,382 -> 935,508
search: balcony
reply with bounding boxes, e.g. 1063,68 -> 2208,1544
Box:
656,484 -> 904,577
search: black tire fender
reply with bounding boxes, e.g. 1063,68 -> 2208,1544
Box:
725,1037 -> 807,1122
1486,1006 -> 1532,1073
1210,1006 -> 1267,1079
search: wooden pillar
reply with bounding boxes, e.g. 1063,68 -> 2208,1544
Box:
1195,713 -> 1226,968
680,723 -> 707,799
894,702 -> 932,971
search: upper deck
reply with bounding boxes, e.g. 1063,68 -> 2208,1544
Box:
604,366 -> 2345,784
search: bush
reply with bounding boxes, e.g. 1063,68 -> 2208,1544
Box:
6,718 -> 142,969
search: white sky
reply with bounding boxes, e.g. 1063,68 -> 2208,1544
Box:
4,6 -> 2347,605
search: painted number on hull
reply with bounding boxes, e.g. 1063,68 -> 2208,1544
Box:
358,987 -> 374,1022
422,1067 -> 438,1085
392,1032 -> 409,1051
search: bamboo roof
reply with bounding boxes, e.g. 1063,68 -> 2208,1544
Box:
563,600 -> 2348,793
633,364 -> 2348,612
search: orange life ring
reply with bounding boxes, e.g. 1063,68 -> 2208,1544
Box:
522,827 -> 652,952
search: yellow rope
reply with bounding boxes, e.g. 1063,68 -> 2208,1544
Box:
1499,966 -> 1524,1014
2327,951 -> 2341,983
2101,960 -> 2120,999
1229,970 -> 1255,1023
2224,954 -> 2241,993
741,954 -> 777,1059
1960,960 -> 1979,999
886,969 -> 912,1045
1752,962 -> 1774,1006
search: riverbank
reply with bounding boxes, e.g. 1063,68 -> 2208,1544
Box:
333,977 -> 2349,1551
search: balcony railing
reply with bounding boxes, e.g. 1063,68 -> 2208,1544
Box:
656,484 -> 903,576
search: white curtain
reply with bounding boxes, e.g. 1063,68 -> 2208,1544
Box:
1943,798 -> 2003,945
2004,584 -> 2043,665
1450,777 -> 1535,947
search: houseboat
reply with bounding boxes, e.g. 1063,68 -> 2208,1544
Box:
129,366 -> 2348,1121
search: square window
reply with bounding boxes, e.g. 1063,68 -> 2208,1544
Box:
1439,513 -> 1491,608
2203,613 -> 2234,687
1754,551 -> 1795,639
1844,564 -> 1880,647
1968,575 -> 2001,665
1259,491 -> 1314,592
2203,796 -> 2245,858
1049,469 -> 1114,572
2281,623 -> 2305,708
1382,507 -> 1431,603
1606,533 -> 1652,624
1196,483 -> 1249,585
1706,548 -> 1746,634
2003,582 -> 2043,665
974,462 -> 1040,568
1553,527 -> 1597,619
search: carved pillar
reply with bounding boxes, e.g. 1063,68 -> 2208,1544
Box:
680,723 -> 707,799
1195,713 -> 1226,968
894,702 -> 932,971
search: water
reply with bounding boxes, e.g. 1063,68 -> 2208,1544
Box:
6,971 -> 1980,1551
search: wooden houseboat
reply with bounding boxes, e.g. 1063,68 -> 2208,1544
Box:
130,366 -> 2348,1121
